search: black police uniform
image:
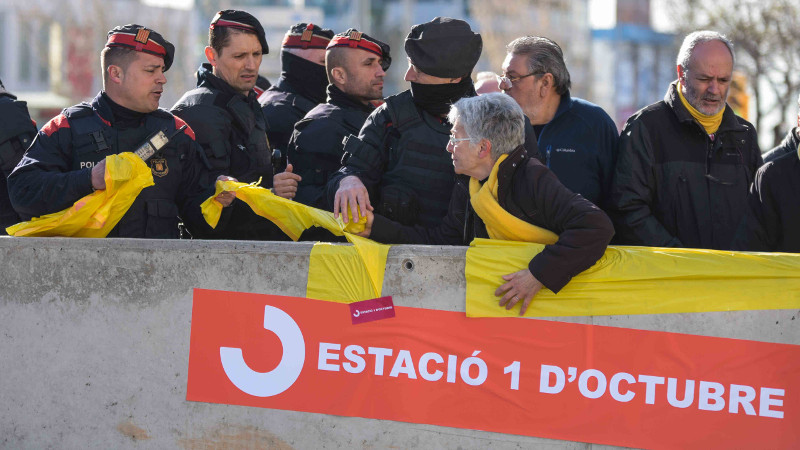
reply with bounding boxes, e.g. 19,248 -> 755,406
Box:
289,85 -> 374,209
173,64 -> 272,184
8,92 -> 214,238
260,23 -> 334,151
0,82 -> 37,232
260,77 -> 320,153
327,89 -> 459,227
172,65 -> 288,240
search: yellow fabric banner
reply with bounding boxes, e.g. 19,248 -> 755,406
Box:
6,153 -> 154,237
201,180 -> 389,303
466,238 -> 800,317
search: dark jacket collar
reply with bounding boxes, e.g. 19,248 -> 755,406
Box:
550,90 -> 573,122
93,91 -> 115,125
0,85 -> 15,99
196,63 -> 258,104
326,84 -> 375,113
496,145 -> 527,203
664,80 -> 746,134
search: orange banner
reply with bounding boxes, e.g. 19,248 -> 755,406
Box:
187,289 -> 800,449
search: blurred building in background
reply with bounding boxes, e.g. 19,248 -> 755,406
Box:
590,0 -> 676,129
2,0 -> 681,133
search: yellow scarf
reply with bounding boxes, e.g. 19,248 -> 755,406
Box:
677,81 -> 724,135
469,154 -> 558,244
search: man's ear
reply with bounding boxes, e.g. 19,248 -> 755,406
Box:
204,46 -> 218,66
331,67 -> 347,86
540,73 -> 554,90
676,64 -> 685,83
107,65 -> 124,85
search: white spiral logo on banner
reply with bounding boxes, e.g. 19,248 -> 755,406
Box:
220,305 -> 305,397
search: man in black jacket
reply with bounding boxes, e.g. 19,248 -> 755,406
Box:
259,23 -> 334,151
732,94 -> 800,252
0,78 -> 37,233
731,149 -> 800,252
287,29 -> 390,209
172,10 -> 299,240
358,93 -> 614,315
609,31 -> 761,250
8,25 -> 232,239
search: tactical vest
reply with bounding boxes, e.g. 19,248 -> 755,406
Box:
205,90 -> 272,184
63,104 -> 186,238
378,91 -> 454,227
262,83 -> 317,152
0,97 -> 37,231
294,103 -> 371,188
0,98 -> 36,174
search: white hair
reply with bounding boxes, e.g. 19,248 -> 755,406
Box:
447,93 -> 525,160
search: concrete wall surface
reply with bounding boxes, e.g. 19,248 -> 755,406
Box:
0,237 -> 797,449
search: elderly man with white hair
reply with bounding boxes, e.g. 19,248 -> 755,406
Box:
359,93 -> 613,315
608,30 -> 762,250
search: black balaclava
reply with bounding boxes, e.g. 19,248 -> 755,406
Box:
281,51 -> 328,105
410,77 -> 476,117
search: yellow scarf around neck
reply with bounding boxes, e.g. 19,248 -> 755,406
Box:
677,81 -> 724,135
469,154 -> 559,244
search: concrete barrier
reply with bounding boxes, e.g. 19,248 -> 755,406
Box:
1,236 -> 797,449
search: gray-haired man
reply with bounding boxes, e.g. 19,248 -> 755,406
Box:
358,93 -> 613,315
608,30 -> 761,250
501,36 -> 618,208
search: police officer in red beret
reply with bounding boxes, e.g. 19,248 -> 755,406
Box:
287,28 -> 391,210
172,10 -> 299,240
8,24 -> 232,238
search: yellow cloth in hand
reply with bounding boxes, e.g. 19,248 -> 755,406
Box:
200,179 -> 389,303
200,179 -> 366,239
6,153 -> 155,237
678,81 -> 724,135
466,238 -> 800,317
469,154 -> 558,244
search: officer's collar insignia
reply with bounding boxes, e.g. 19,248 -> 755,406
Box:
134,28 -> 151,45
150,157 -> 169,177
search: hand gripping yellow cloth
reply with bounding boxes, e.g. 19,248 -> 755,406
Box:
201,180 -> 389,303
6,153 -> 155,237
469,154 -> 558,244
466,238 -> 800,317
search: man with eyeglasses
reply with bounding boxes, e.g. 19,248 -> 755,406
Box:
500,36 -> 618,209
356,93 -> 614,315
608,31 -> 761,250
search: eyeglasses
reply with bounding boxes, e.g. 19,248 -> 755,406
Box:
448,135 -> 472,146
498,72 -> 540,90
